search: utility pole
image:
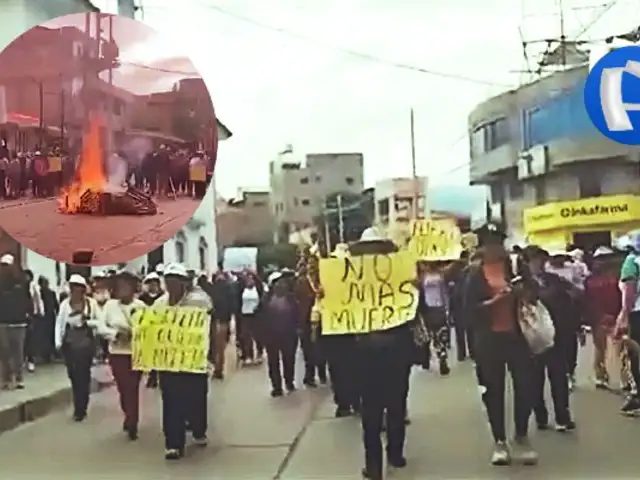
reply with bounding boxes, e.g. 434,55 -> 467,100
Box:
410,107 -> 419,219
558,0 -> 566,67
106,13 -> 114,155
323,198 -> 331,254
38,81 -> 44,148
337,194 -> 345,242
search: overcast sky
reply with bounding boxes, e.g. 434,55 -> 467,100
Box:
74,0 -> 640,197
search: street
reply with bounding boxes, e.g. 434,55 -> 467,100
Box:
0,196 -> 205,265
1,340 -> 639,479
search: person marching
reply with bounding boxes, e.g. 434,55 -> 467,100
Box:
464,224 -> 537,466
189,151 -> 208,199
92,272 -> 112,364
103,268 -> 146,440
415,260 -> 451,375
153,263 -> 212,460
139,272 -> 164,388
261,270 -> 300,397
337,227 -> 413,480
54,274 -> 111,422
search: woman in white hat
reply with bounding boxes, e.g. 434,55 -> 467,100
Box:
102,268 -> 147,440
153,262 -> 212,460
584,246 -> 622,389
54,274 -> 112,421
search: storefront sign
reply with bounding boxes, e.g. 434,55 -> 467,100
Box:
524,194 -> 640,233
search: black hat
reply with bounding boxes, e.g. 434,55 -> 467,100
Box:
522,245 -> 549,261
474,222 -> 506,246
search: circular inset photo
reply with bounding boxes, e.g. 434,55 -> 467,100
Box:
0,13 -> 222,266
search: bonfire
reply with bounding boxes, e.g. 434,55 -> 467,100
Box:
58,114 -> 157,216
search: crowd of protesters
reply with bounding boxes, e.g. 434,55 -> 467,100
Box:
0,138 -> 214,202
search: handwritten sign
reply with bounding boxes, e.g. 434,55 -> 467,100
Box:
189,164 -> 206,182
131,306 -> 210,373
408,218 -> 462,261
318,250 -> 417,335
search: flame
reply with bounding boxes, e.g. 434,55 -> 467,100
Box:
58,114 -> 108,213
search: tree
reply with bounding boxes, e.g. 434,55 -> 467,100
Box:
313,191 -> 373,251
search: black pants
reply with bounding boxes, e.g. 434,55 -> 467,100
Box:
265,332 -> 298,390
300,324 -> 327,382
159,372 -> 208,451
194,181 -> 207,199
360,339 -> 409,477
627,312 -> 640,395
532,343 -> 571,425
559,330 -> 578,377
324,335 -> 360,409
475,332 -> 532,442
454,323 -> 474,361
239,313 -> 264,360
64,349 -> 93,417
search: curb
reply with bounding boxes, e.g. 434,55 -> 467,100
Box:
0,339 -> 240,436
0,377 -> 110,436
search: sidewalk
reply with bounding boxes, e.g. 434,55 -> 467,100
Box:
0,339 -> 240,436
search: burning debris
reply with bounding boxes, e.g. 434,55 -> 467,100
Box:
58,114 -> 157,216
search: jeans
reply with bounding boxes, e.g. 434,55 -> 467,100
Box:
0,325 -> 26,385
265,332 -> 298,390
475,331 -> 533,442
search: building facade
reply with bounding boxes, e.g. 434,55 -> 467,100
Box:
269,146 -> 364,240
468,64 -> 640,250
216,188 -> 274,249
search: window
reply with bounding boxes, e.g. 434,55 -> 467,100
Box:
578,169 -> 601,198
315,175 -> 322,183
113,100 -> 123,115
293,197 -> 299,206
377,199 -> 390,218
176,242 -> 185,263
489,183 -> 503,204
345,176 -> 354,186
198,237 -> 208,272
300,177 -> 309,184
301,199 -> 310,206
471,117 -> 509,155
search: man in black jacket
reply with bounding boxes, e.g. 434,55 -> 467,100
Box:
0,255 -> 30,390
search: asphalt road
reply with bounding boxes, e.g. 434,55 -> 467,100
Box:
0,342 -> 638,479
0,196 -> 207,265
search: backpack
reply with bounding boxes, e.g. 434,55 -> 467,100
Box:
62,300 -> 95,353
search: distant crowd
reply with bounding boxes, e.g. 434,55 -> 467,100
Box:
0,140 -> 214,202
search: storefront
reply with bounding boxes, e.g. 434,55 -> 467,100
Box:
523,194 -> 640,251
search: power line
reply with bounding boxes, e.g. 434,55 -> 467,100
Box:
119,61 -> 198,76
575,0 -> 620,38
142,3 -> 514,88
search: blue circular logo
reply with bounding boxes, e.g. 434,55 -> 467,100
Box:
585,45 -> 640,145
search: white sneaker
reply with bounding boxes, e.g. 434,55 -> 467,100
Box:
512,436 -> 538,465
27,362 -> 35,373
490,441 -> 511,466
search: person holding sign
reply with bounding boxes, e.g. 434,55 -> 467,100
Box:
103,269 -> 147,441
54,274 -> 112,422
188,152 -> 208,199
139,272 -> 165,388
152,263 -> 212,460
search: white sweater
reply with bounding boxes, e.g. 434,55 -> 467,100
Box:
54,297 -> 115,350
102,298 -> 147,355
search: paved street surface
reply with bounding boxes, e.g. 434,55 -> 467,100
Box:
1,340 -> 639,478
0,197 -> 205,265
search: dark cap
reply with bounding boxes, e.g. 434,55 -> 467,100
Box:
522,245 -> 549,260
474,222 -> 507,247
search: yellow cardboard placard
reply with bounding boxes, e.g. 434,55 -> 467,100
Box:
131,306 -> 210,373
189,164 -> 206,182
318,250 -> 418,335
48,156 -> 62,172
407,218 -> 462,261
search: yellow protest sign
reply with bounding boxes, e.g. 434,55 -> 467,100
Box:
48,156 -> 62,172
318,250 -> 418,335
407,218 -> 462,260
189,164 -> 206,182
131,306 -> 210,373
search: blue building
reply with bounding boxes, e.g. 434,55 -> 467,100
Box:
468,65 -> 640,250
